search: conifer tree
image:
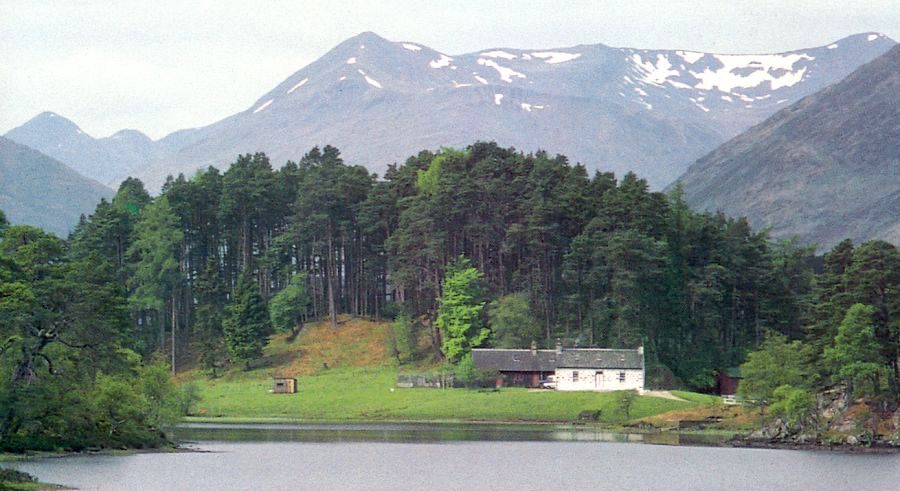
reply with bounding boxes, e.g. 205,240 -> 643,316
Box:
223,273 -> 272,369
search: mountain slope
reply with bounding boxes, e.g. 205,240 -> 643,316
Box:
676,45 -> 900,250
4,112 -> 162,186
0,136 -> 113,237
6,32 -> 894,192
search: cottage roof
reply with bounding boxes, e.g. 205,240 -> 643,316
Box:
472,348 -> 642,372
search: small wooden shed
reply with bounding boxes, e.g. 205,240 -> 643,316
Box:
717,367 -> 742,396
273,377 -> 298,394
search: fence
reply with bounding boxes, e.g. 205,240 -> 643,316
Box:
396,373 -> 456,388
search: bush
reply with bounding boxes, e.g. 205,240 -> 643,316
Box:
179,382 -> 202,416
0,468 -> 36,484
386,312 -> 420,363
769,385 -> 815,427
617,390 -> 638,419
454,354 -> 497,388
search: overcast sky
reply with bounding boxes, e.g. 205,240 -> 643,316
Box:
2,0 -> 897,140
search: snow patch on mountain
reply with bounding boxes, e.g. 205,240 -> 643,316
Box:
346,57 -> 357,64
474,75 -> 488,85
402,43 -> 422,51
477,58 -> 526,83
630,53 -> 680,86
867,34 -> 879,41
677,50 -> 704,64
287,78 -> 309,94
520,102 -> 546,112
494,93 -> 503,105
253,99 -> 274,113
430,54 -> 453,68
482,50 -> 517,60
828,44 -> 838,49
365,76 -> 382,89
531,51 -> 581,63
690,53 -> 813,92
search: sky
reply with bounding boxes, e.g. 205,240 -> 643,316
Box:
2,0 -> 897,140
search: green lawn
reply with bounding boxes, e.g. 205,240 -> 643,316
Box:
188,365 -> 704,424
183,317 -> 713,425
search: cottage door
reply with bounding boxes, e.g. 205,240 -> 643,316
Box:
594,371 -> 603,389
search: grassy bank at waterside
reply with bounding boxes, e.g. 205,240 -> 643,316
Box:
182,318 -> 720,424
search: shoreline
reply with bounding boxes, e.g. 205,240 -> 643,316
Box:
4,419 -> 895,460
726,438 -> 900,454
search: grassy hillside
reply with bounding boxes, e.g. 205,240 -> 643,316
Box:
183,317 -> 711,424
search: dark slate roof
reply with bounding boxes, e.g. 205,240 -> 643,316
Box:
472,348 -> 643,372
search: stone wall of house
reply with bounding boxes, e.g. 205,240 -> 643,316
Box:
556,368 -> 644,391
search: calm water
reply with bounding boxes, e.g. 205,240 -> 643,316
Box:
5,423 -> 898,490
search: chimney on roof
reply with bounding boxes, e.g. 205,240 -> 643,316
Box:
555,341 -> 563,354
530,340 -> 538,355
637,346 -> 644,355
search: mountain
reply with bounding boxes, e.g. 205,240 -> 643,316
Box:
675,44 -> 900,250
0,136 -> 113,237
4,112 -> 162,186
6,32 -> 895,192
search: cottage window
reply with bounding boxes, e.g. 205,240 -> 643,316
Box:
618,371 -> 626,382
572,371 -> 579,382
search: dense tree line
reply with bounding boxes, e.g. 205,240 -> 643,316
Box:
739,239 -> 899,420
2,141 -> 896,451
45,144 -> 900,386
0,213 -> 186,451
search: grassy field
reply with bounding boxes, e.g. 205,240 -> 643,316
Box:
183,317 -> 715,425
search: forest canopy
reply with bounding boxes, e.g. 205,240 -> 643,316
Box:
1,141 -> 897,451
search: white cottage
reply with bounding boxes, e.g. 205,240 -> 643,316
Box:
472,344 -> 644,391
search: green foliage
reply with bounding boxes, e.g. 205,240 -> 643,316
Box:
223,273 -> 272,369
617,390 -> 638,419
191,259 -> 227,377
127,197 -> 182,312
126,196 -> 183,353
0,351 -> 178,452
824,304 -> 888,396
769,385 -> 815,427
416,148 -> 467,195
454,353 -> 497,388
686,369 -> 718,392
436,256 -> 488,363
0,468 -> 36,485
487,292 -> 541,348
7,141 -> 899,451
386,312 -> 419,363
738,334 -> 814,402
269,272 -> 309,333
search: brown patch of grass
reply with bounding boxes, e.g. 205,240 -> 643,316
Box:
266,315 -> 391,377
641,402 -> 758,430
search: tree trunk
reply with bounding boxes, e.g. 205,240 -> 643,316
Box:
171,295 -> 177,374
327,226 -> 338,329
